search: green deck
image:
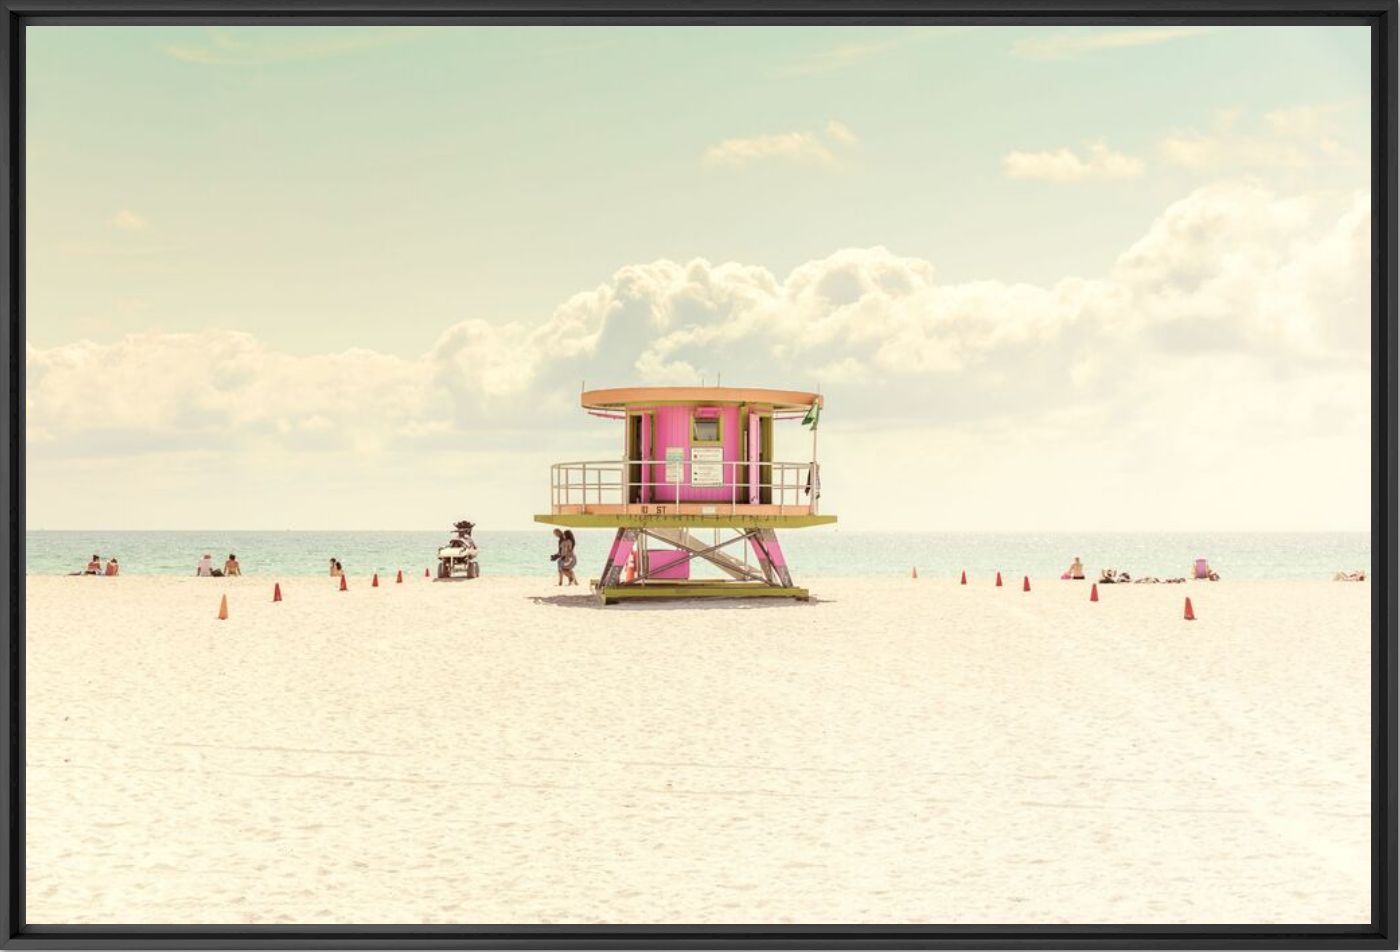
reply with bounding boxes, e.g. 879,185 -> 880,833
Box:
535,513 -> 836,529
594,581 -> 810,605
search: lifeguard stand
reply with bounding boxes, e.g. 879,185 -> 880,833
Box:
534,386 -> 835,604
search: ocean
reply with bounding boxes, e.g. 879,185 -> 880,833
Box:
25,529 -> 1370,581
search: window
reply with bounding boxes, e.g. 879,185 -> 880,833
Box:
692,416 -> 721,442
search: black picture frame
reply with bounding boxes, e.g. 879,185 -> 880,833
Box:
2,2 -> 1395,948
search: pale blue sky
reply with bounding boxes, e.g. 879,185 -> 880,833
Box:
27,25 -> 1368,356
25,25 -> 1374,530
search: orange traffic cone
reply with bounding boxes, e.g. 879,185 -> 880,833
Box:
960,570 -> 967,585
995,572 -> 1003,587
912,566 -> 918,579
339,575 -> 348,592
273,582 -> 282,603
1090,583 -> 1098,602
1184,597 -> 1195,621
1022,575 -> 1031,592
217,594 -> 228,620
372,573 -> 379,588
396,569 -> 403,584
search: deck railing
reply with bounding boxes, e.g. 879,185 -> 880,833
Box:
548,459 -> 821,516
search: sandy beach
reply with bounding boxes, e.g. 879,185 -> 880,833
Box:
25,574 -> 1370,925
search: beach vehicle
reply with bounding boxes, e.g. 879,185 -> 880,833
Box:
435,520 -> 480,581
534,386 -> 835,604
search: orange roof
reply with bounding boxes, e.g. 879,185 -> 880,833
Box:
580,386 -> 821,412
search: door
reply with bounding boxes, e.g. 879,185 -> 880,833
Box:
626,413 -> 643,504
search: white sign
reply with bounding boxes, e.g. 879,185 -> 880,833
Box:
690,446 -> 723,487
664,447 -> 684,484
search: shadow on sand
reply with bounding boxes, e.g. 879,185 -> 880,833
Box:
527,593 -> 832,610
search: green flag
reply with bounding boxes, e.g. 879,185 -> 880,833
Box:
801,401 -> 821,430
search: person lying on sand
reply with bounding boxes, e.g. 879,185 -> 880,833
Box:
1334,570 -> 1367,581
1099,568 -> 1131,584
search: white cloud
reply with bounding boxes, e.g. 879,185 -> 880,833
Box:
702,132 -> 835,169
777,29 -> 975,77
1012,26 -> 1212,61
1002,142 -> 1145,182
164,27 -> 420,66
1159,103 -> 1364,173
27,181 -> 1371,530
781,37 -> 908,76
826,119 -> 859,146
108,210 -> 147,231
702,120 -> 858,169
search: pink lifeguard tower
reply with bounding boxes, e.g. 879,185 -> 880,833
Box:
534,386 -> 835,604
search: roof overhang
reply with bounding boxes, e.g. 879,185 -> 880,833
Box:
580,386 -> 821,413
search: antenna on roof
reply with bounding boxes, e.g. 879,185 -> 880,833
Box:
717,372 -> 722,387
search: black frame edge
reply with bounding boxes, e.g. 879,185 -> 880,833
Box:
1,2 -> 1395,949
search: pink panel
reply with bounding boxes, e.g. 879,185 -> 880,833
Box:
645,404 -> 743,504
748,410 -> 760,505
648,549 -> 691,580
606,532 -> 635,569
749,534 -> 788,568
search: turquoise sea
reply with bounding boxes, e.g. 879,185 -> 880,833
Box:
25,530 -> 1370,581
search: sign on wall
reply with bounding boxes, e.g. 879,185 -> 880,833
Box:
665,447 -> 685,484
690,446 -> 723,487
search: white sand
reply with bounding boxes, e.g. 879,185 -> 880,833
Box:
25,574 -> 1370,924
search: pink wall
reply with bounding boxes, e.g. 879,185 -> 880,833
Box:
644,404 -> 743,504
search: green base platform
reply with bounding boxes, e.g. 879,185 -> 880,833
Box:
537,513 -> 835,529
593,580 -> 809,605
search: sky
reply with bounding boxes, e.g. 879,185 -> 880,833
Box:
24,24 -> 1373,531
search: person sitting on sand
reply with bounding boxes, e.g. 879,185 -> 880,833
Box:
329,558 -> 343,578
224,553 -> 242,577
84,554 -> 102,575
551,529 -> 579,587
195,553 -> 214,577
104,557 -> 119,577
1066,557 -> 1084,580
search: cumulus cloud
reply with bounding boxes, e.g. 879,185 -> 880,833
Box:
1003,142 -> 1145,182
27,181 -> 1371,529
1012,26 -> 1212,61
702,120 -> 859,169
29,180 -> 1368,449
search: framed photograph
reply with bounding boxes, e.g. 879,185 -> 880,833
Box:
5,1 -> 1396,948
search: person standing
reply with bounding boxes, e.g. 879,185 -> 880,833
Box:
551,529 -> 579,587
